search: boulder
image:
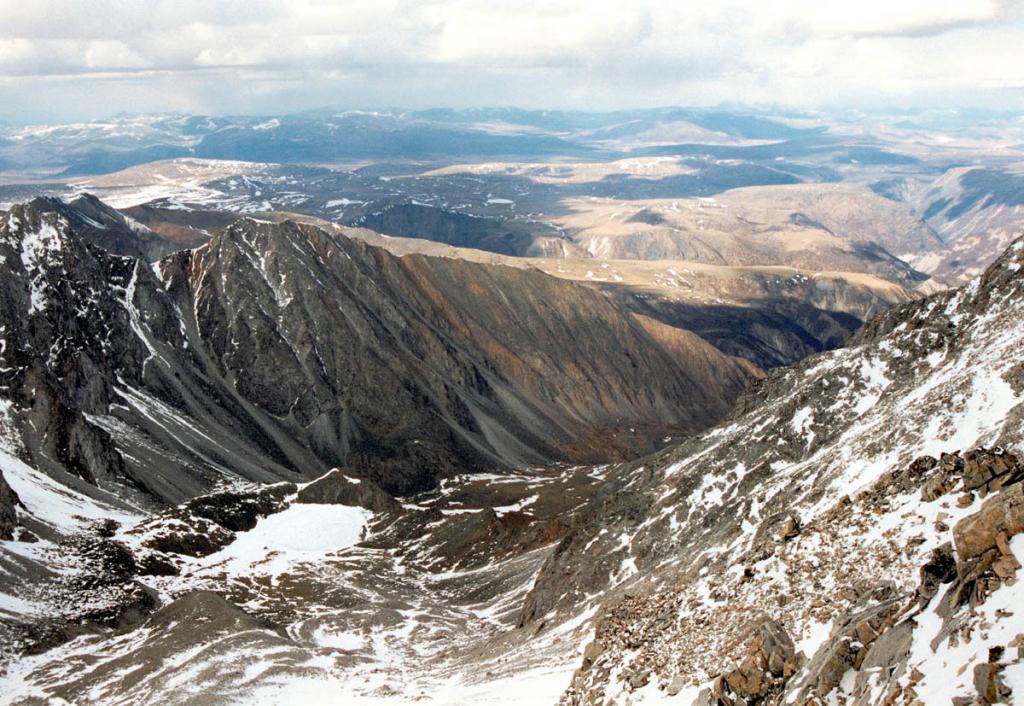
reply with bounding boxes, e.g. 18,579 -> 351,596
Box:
666,675 -> 688,696
814,636 -> 858,698
962,448 -> 1021,495
778,515 -> 802,541
952,482 -> 1024,562
972,647 -> 1012,705
916,542 -> 957,607
797,599 -> 902,700
921,475 -> 953,502
722,620 -> 800,700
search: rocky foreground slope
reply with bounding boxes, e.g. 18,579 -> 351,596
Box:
0,197 -> 757,507
534,234 -> 1024,704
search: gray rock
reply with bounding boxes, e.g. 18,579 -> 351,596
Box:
295,469 -> 399,513
917,542 -> 957,607
0,469 -> 20,540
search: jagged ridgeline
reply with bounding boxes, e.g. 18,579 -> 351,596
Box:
0,197 -> 758,504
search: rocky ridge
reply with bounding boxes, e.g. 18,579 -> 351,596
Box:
532,234 -> 1024,704
0,197 -> 759,508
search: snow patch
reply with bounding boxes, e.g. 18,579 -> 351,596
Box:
191,504 -> 371,579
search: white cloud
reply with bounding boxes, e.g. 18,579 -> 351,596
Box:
0,0 -> 1021,119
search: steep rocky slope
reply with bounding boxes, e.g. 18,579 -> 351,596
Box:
211,211 -> 923,370
2,233 -> 1021,706
0,198 -> 758,505
28,194 -> 181,262
521,233 -> 1024,704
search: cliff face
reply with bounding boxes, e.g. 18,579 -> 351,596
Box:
0,199 -> 759,502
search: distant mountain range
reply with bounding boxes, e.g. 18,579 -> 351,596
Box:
0,107 -> 971,179
3,107 -> 1022,296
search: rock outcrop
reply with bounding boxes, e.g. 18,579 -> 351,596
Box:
0,470 -> 20,540
704,621 -> 802,705
295,469 -> 399,513
127,482 -> 296,562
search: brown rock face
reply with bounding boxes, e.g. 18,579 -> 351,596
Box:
953,482 -> 1024,562
962,448 -> 1023,495
778,515 -> 802,541
723,621 -> 801,700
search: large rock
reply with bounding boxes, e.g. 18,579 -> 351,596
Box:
916,542 -> 957,607
721,620 -> 801,702
953,482 -> 1024,562
961,447 -> 1022,495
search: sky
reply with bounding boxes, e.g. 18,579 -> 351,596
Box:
1,0 -> 1023,122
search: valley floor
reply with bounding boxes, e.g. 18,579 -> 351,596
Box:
1,467 -> 599,705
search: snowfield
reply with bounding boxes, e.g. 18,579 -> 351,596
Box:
192,504 -> 371,579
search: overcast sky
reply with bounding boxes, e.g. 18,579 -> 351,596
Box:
1,0 -> 1022,122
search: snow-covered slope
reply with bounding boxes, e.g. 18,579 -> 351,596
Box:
531,236 -> 1024,704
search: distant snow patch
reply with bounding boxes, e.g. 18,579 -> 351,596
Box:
325,198 -> 361,208
194,504 -> 371,579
